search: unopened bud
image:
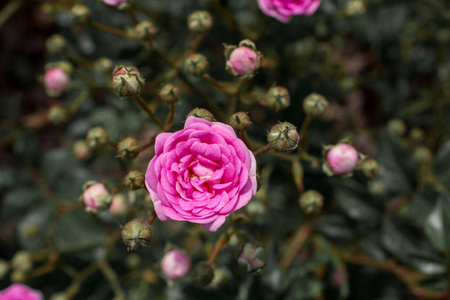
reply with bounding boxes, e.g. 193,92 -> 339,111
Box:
125,254 -> 141,269
237,243 -> 266,274
325,143 -> 359,175
413,146 -> 433,164
47,105 -> 68,125
209,267 -> 229,289
0,260 -> 9,280
121,219 -> 152,251
86,127 -> 110,149
230,112 -> 251,131
112,65 -> 145,98
134,21 -> 157,41
95,57 -> 114,74
81,182 -> 112,213
345,0 -> 366,16
159,84 -> 180,104
11,251 -> 32,273
299,190 -> 324,214
187,11 -> 213,34
44,68 -> 69,95
70,4 -> 90,24
184,53 -> 209,77
264,86 -> 290,112
161,249 -> 191,280
187,108 -> 216,122
10,271 -> 26,283
192,262 -> 214,286
267,122 -> 299,153
109,194 -> 128,215
123,171 -> 145,190
117,137 -> 141,160
361,159 -> 380,179
225,40 -> 262,77
409,127 -> 425,144
73,140 -> 91,160
303,93 -> 328,117
387,119 -> 406,136
102,0 -> 128,8
50,293 -> 69,300
46,34 -> 66,53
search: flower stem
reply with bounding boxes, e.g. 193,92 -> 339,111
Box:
280,225 -> 311,269
253,144 -> 271,157
163,103 -> 175,132
90,20 -> 131,39
133,95 -> 164,130
208,234 -> 229,266
298,115 -> 312,157
146,210 -> 157,225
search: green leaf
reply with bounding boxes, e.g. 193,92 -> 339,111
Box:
406,192 -> 435,226
409,252 -> 447,276
424,198 -> 450,252
381,217 -> 421,261
434,141 -> 450,187
18,203 -> 56,251
1,188 -> 42,222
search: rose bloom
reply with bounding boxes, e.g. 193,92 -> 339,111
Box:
326,143 -> 359,175
145,116 -> 257,232
0,283 -> 43,300
257,0 -> 322,23
102,0 -> 127,7
161,249 -> 191,280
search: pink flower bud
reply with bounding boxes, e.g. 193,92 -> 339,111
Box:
161,249 -> 191,280
228,46 -> 259,76
44,68 -> 68,93
109,194 -> 128,215
112,65 -> 145,98
102,0 -> 127,7
82,182 -> 112,213
326,143 -> 358,175
0,283 -> 43,300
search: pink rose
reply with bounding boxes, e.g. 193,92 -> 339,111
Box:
44,68 -> 68,93
145,116 -> 257,232
102,0 -> 127,7
0,283 -> 43,300
326,143 -> 359,175
161,249 -> 191,280
257,0 -> 322,23
229,47 -> 259,76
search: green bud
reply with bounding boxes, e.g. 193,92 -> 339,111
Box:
121,219 -> 153,251
237,243 -> 266,274
387,119 -> 406,136
47,105 -> 68,125
95,57 -> 114,74
267,122 -> 299,153
409,127 -> 425,144
345,0 -> 366,16
117,137 -> 141,160
184,53 -> 209,77
134,21 -> 157,41
361,159 -> 380,179
86,127 -> 110,149
123,171 -> 145,190
0,259 -> 9,280
11,251 -> 32,273
413,146 -> 433,164
46,34 -> 66,53
264,86 -> 290,112
187,11 -> 213,34
73,140 -> 91,160
230,112 -> 251,131
159,84 -> 180,104
187,108 -> 216,122
70,4 -> 90,24
192,262 -> 214,286
112,65 -> 145,98
303,93 -> 328,117
299,190 -> 324,214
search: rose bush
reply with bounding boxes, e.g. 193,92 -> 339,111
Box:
145,116 -> 257,232
257,0 -> 322,23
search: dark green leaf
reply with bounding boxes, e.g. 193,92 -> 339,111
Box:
424,198 -> 450,252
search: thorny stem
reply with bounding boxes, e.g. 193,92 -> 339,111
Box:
133,95 -> 164,130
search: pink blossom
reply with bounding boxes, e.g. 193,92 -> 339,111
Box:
326,143 -> 359,175
228,46 -> 259,76
82,182 -> 112,212
44,68 -> 68,93
102,0 -> 127,7
0,283 -> 42,300
161,249 -> 191,280
257,0 -> 322,23
145,116 -> 257,232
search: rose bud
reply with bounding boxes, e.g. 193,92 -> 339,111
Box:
102,0 -> 128,8
361,159 -> 380,179
187,11 -> 213,34
70,4 -> 90,24
225,39 -> 262,77
387,119 -> 406,136
186,108 -> 216,122
413,146 -> 433,164
345,0 -> 366,16
0,259 -> 9,280
237,243 -> 266,274
86,127 -> 110,149
47,105 -> 68,125
123,171 -> 145,190
121,219 -> 152,251
161,249 -> 191,280
159,84 -> 180,104
134,21 -> 157,41
267,122 -> 299,153
325,143 -> 359,175
264,86 -> 290,112
257,0 -> 321,23
46,34 -> 66,53
81,182 -> 112,213
95,57 -> 114,74
73,140 -> 91,160
299,190 -> 324,214
11,251 -> 32,273
117,137 -> 141,160
303,93 -> 328,117
0,283 -> 43,300
112,64 -> 145,98
230,112 -> 252,131
192,262 -> 214,286
44,68 -> 69,95
109,194 -> 128,215
409,127 -> 425,144
184,53 -> 209,77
